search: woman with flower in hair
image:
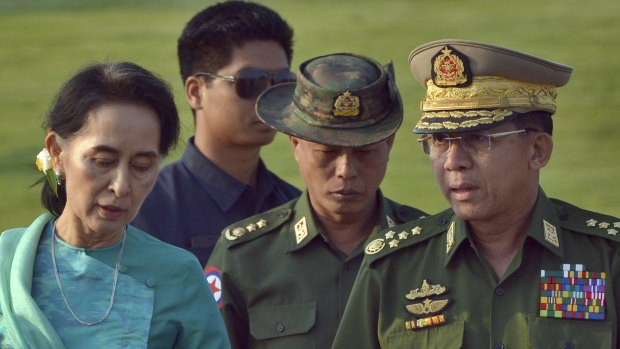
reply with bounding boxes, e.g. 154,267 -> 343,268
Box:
0,62 -> 230,348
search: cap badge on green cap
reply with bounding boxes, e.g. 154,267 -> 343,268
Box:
333,91 -> 361,117
431,46 -> 472,87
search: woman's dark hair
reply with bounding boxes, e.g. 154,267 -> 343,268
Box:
41,61 -> 180,216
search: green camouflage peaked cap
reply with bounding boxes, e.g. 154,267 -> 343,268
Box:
256,53 -> 403,146
408,39 -> 573,134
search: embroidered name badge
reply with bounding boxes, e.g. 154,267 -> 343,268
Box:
539,264 -> 606,320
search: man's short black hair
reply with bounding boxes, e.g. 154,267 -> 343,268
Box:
177,1 -> 294,85
513,111 -> 554,136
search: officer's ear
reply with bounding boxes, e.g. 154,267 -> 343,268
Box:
385,134 -> 395,152
289,136 -> 301,162
185,76 -> 203,110
528,131 -> 553,170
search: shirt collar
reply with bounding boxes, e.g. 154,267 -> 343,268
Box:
285,190 -> 391,254
443,187 -> 565,268
181,137 -> 275,212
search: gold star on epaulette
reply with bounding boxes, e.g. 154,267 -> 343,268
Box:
385,231 -> 396,239
599,222 -> 610,229
389,239 -> 400,248
614,222 -> 620,228
246,223 -> 257,232
399,231 -> 409,240
608,229 -> 618,236
412,226 -> 422,235
256,219 -> 268,228
586,219 -> 597,227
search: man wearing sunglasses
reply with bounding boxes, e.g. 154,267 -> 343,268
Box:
333,40 -> 620,348
205,53 -> 427,348
133,1 -> 301,266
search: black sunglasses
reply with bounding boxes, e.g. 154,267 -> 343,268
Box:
194,68 -> 297,99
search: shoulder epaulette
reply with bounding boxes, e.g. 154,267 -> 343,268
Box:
388,199 -> 428,223
552,198 -> 620,242
364,208 -> 453,264
221,199 -> 296,248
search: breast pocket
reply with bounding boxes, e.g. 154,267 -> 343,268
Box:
248,302 -> 316,349
529,317 -> 612,348
387,320 -> 464,349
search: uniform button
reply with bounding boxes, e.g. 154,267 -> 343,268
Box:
437,217 -> 447,225
564,341 -> 574,349
494,344 -> 505,349
276,323 -> 285,332
495,287 -> 504,296
279,210 -> 288,217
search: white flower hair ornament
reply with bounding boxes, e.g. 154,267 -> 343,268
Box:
36,148 -> 59,197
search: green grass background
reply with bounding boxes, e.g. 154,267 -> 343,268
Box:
1,0 -> 618,231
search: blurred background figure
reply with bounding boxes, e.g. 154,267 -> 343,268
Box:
132,1 -> 301,266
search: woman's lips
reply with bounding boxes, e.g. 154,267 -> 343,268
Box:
99,204 -> 126,219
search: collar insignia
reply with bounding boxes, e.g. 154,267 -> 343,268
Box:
404,279 -> 452,330
540,264 -> 606,320
294,217 -> 309,244
332,91 -> 360,117
543,219 -> 559,247
386,215 -> 396,228
446,222 -> 455,254
431,45 -> 472,87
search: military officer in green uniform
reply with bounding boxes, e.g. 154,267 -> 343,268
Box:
333,40 -> 620,348
205,53 -> 427,348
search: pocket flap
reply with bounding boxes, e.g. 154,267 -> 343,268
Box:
248,302 -> 316,339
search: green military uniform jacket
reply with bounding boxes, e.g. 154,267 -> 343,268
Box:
333,189 -> 620,349
206,189 -> 426,349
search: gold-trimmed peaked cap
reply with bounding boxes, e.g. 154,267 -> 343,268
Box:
256,53 -> 403,147
409,39 -> 573,133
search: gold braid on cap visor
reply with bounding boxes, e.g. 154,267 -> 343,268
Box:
416,76 -> 557,131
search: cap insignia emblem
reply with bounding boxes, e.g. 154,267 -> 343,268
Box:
543,219 -> 559,247
332,91 -> 360,117
431,45 -> 471,87
365,238 -> 385,255
294,217 -> 309,244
